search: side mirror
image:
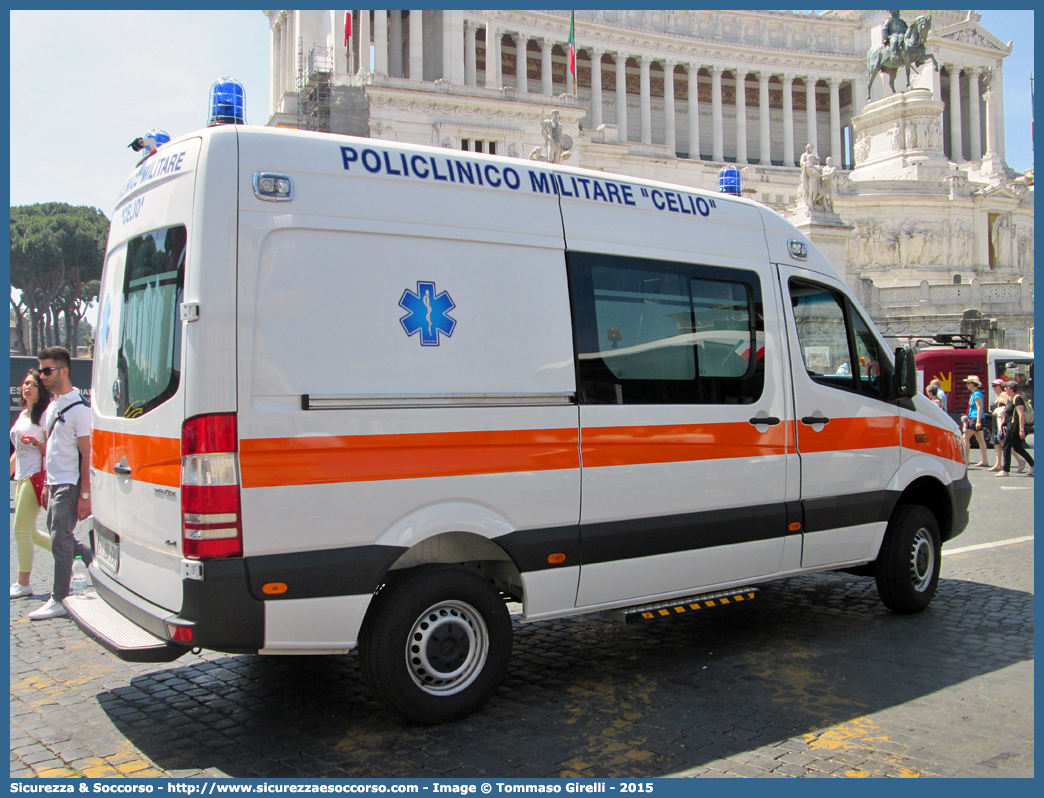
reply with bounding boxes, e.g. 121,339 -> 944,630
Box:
893,345 -> 917,399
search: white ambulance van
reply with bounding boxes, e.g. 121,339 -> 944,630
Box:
67,125 -> 971,723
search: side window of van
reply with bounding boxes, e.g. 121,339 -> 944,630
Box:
117,226 -> 186,418
789,280 -> 890,398
567,252 -> 764,405
851,311 -> 887,398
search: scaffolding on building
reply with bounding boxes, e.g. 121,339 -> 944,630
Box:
298,39 -> 333,133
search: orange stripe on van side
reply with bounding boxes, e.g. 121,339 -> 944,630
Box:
794,415 -> 900,454
581,422 -> 788,469
900,417 -> 965,464
91,429 -> 115,473
109,433 -> 181,487
238,428 -> 581,489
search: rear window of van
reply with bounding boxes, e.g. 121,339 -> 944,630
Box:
117,226 -> 185,418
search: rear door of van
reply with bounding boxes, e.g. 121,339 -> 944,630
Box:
91,138 -> 201,613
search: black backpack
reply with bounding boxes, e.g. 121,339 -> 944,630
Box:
47,393 -> 91,437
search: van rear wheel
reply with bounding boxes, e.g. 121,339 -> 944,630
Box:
359,565 -> 512,724
874,504 -> 941,613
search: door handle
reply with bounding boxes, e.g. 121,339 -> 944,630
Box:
114,464 -> 132,476
800,416 -> 830,426
748,416 -> 782,426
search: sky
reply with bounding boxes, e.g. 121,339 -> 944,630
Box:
7,9 -> 1036,217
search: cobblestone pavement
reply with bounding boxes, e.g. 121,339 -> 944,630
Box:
10,471 -> 1033,779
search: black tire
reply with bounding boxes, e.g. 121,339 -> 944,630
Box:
874,504 -> 942,613
359,565 -> 512,724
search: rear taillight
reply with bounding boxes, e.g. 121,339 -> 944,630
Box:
181,414 -> 242,559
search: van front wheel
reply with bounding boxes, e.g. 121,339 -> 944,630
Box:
874,504 -> 941,613
359,565 -> 512,724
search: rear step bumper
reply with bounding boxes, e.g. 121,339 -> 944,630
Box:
601,586 -> 759,622
63,592 -> 190,663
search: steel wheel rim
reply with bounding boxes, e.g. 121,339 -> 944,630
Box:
910,528 -> 935,592
405,600 -> 489,696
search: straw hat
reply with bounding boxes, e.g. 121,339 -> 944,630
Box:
963,375 -> 982,386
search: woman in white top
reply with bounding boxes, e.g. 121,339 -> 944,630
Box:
9,370 -> 53,598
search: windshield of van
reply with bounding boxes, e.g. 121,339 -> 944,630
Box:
117,225 -> 185,418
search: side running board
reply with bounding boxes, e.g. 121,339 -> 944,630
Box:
601,586 -> 759,623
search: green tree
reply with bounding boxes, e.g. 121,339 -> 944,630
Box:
10,203 -> 109,355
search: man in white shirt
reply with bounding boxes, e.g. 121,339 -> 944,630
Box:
24,347 -> 93,620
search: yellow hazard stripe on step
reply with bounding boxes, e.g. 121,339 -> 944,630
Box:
638,592 -> 756,619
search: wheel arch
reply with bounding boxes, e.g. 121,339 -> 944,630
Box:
385,530 -> 526,603
891,475 -> 956,542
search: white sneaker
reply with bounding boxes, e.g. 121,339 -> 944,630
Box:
995,470 -> 1010,478
28,598 -> 67,620
10,582 -> 33,599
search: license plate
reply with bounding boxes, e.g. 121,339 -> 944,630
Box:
96,534 -> 120,574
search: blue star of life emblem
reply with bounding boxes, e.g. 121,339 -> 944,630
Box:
399,281 -> 456,346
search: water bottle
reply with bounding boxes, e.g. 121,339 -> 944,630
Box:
71,556 -> 89,595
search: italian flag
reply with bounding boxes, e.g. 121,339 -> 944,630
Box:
568,11 -> 576,94
344,11 -> 352,48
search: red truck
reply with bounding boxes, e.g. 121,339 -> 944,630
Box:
915,336 -> 1033,444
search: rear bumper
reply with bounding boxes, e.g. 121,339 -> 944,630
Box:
67,558 -> 265,663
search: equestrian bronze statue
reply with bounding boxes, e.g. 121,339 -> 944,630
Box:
866,14 -> 938,100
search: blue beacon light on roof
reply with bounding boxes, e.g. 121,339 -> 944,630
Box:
718,165 -> 742,196
208,77 -> 246,127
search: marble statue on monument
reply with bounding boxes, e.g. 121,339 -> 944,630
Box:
797,145 -> 837,214
529,110 -> 573,164
866,12 -> 938,99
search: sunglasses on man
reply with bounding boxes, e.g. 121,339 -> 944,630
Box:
37,366 -> 65,376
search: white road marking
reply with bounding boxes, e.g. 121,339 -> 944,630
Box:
1000,485 -> 1033,491
943,536 -> 1035,556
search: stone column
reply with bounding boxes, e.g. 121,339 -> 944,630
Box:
484,20 -> 498,89
270,20 -> 280,112
540,38 -> 553,95
828,77 -> 842,164
663,59 -> 676,154
947,64 -> 963,162
968,67 -> 982,160
445,10 -> 464,84
735,69 -> 748,164
495,30 -> 503,89
464,21 -> 477,86
782,74 -> 795,167
805,74 -> 818,154
639,56 -> 653,144
389,11 -> 403,78
374,10 -> 388,75
992,60 -> 1006,162
616,52 -> 628,142
757,72 -> 771,166
514,33 -> 528,93
711,65 -> 724,162
409,10 -> 423,80
983,86 -> 998,156
687,63 -> 700,159
590,48 -> 604,128
358,9 -> 370,75
285,12 -> 296,93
